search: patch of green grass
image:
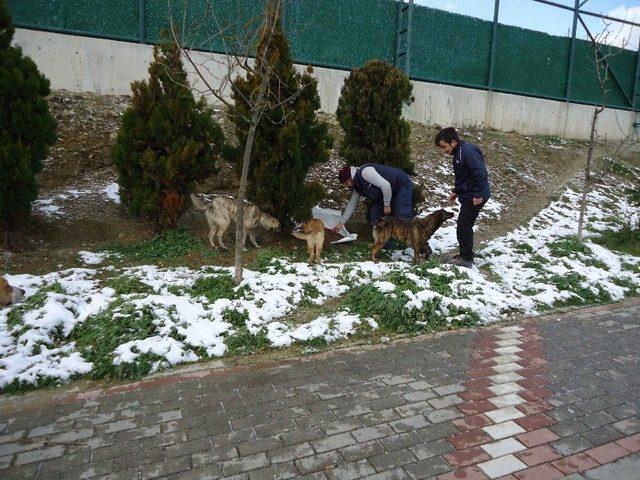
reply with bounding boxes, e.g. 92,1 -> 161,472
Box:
224,327 -> 270,356
105,228 -> 209,262
7,282 -> 65,331
546,272 -> 611,307
548,236 -> 590,257
593,227 -> 640,257
190,274 -> 237,302
411,261 -> 454,296
103,275 -> 153,295
1,375 -> 66,394
611,277 -> 639,295
344,283 -> 477,334
512,242 -> 534,255
70,301 -> 160,380
325,242 -> 373,262
250,247 -> 294,272
222,309 -> 249,329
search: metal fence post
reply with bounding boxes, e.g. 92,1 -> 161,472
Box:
138,0 -> 146,43
633,37 -> 640,111
487,0 -> 500,90
281,0 -> 286,34
565,0 -> 579,101
406,0 -> 413,77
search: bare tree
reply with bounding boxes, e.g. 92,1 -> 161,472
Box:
167,0 -> 301,284
576,19 -> 631,245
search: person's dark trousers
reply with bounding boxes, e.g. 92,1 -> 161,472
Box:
367,182 -> 414,225
457,199 -> 486,261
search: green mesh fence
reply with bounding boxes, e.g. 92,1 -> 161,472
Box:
7,0 -> 639,110
410,7 -> 492,88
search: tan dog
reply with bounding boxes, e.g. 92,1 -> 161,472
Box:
292,219 -> 325,263
372,209 -> 454,263
1,277 -> 25,307
191,194 -> 280,249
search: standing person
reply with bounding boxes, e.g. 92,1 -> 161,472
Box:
332,163 -> 413,233
435,127 -> 490,268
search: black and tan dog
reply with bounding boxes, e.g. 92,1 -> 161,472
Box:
372,209 -> 454,263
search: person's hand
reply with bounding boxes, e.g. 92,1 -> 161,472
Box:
332,223 -> 344,233
449,192 -> 458,205
472,197 -> 483,206
383,206 -> 392,215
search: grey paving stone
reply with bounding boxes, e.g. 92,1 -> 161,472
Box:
584,451 -> 640,480
221,452 -> 270,476
141,456 -> 191,479
404,455 -> 453,479
192,446 -> 238,467
326,459 -> 376,480
352,425 -> 395,443
582,425 -> 624,446
114,448 -> 164,471
15,445 -> 65,466
389,415 -> 430,433
339,440 -> 386,462
551,435 -> 594,455
428,395 -> 463,409
238,436 -> 282,456
295,451 -> 342,475
417,421 -> 459,441
410,439 -> 454,460
433,383 -> 465,396
322,419 -> 363,436
312,432 -> 356,453
380,431 -> 424,452
268,442 -> 314,463
581,411 -> 617,429
175,465 -> 221,480
248,461 -> 298,480
425,408 -> 463,423
551,419 -> 590,437
369,449 -> 416,471
365,468 -> 412,480
612,417 -> 640,435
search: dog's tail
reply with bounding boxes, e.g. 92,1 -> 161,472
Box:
291,231 -> 312,241
190,193 -> 208,212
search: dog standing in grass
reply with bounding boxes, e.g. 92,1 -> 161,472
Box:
372,209 -> 454,263
291,219 -> 325,264
190,194 -> 280,250
1,277 -> 24,307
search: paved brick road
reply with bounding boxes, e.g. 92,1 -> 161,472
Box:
1,299 -> 639,480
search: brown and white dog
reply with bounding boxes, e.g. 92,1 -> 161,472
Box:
292,219 -> 325,264
1,277 -> 25,307
372,209 -> 454,263
191,194 -> 280,250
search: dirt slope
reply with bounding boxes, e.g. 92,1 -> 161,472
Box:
3,90 -> 637,273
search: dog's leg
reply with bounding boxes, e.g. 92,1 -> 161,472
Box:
371,240 -> 385,263
413,243 -> 421,263
241,228 -> 249,252
424,243 -> 433,260
249,230 -> 259,248
208,229 -> 217,248
306,241 -> 315,264
314,243 -> 322,263
217,222 -> 229,250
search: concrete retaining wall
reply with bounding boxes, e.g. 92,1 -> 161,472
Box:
13,28 -> 638,140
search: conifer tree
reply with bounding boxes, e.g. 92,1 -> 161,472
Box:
0,0 -> 57,247
224,9 -> 332,228
112,41 -> 223,230
336,60 -> 414,173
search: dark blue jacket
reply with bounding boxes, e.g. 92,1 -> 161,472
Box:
353,163 -> 412,202
453,141 -> 491,202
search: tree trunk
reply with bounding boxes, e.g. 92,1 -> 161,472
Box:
2,218 -> 11,251
233,74 -> 270,285
577,106 -> 604,245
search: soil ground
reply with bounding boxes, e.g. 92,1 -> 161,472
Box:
3,90 -> 639,274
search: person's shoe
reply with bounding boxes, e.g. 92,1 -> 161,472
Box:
450,256 -> 473,268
